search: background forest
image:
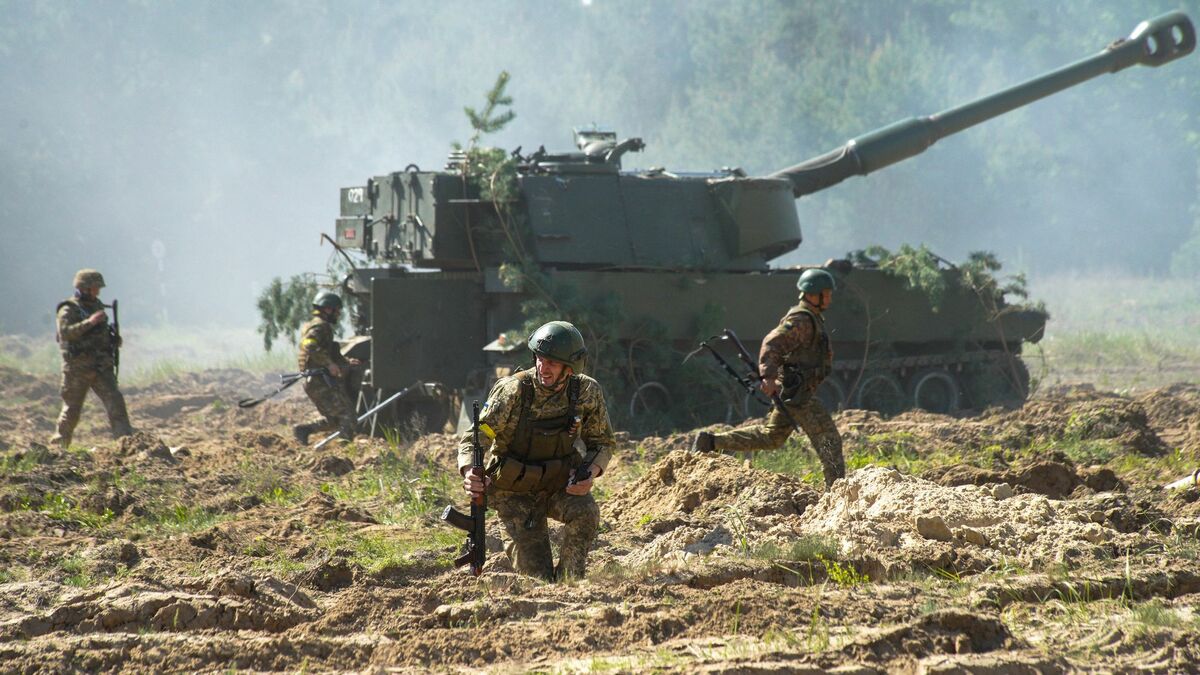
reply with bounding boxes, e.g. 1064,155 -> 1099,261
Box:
1,0 -> 1197,335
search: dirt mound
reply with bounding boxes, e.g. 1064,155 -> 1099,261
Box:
1136,383 -> 1200,453
607,453 -> 817,528
797,466 -> 1142,577
922,460 -> 1122,498
1004,391 -> 1167,456
117,431 -> 176,462
0,366 -> 58,403
596,453 -> 818,571
0,572 -> 318,639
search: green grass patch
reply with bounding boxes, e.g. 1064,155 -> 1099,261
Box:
59,554 -> 94,587
749,437 -> 823,484
749,535 -> 839,562
752,430 -> 954,482
0,447 -> 52,474
1129,599 -> 1182,634
316,524 -> 461,573
139,504 -> 222,534
236,456 -> 304,506
320,451 -> 453,524
37,493 -> 114,529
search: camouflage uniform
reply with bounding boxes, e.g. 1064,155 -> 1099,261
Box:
295,312 -> 355,442
51,293 -> 132,447
712,299 -> 845,486
458,369 -> 616,581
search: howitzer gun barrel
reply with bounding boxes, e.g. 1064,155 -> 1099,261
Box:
771,12 -> 1195,198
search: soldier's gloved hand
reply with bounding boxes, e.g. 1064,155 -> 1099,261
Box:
348,358 -> 363,367
461,467 -> 491,495
565,475 -> 593,496
87,311 -> 106,326
327,363 -> 343,378
760,378 -> 781,398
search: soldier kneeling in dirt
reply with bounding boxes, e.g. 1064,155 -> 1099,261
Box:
460,321 -> 616,581
50,268 -> 133,447
692,269 -> 846,488
292,291 -> 360,445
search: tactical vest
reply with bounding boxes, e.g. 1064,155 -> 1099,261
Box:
780,304 -> 832,401
297,314 -> 333,371
55,297 -> 113,360
489,370 -> 582,493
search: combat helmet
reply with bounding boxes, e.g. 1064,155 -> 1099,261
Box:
796,268 -> 836,294
528,321 -> 587,372
312,290 -> 344,311
73,269 -> 106,289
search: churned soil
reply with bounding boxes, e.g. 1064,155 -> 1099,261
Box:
1,364 -> 1199,672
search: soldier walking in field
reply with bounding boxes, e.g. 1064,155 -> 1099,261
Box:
292,291 -> 360,445
51,269 -> 133,448
460,321 -> 616,581
692,269 -> 846,487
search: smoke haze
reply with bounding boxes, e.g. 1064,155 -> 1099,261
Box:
1,0 -> 1197,336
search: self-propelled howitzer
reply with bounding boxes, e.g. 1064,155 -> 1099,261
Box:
330,12 -> 1194,430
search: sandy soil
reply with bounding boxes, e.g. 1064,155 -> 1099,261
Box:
1,364 -> 1199,673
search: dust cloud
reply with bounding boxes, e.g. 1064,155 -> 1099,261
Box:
2,1 -> 1196,341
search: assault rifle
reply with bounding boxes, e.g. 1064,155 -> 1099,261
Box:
441,400 -> 487,576
237,368 -> 330,409
694,328 -> 805,436
106,299 -> 120,381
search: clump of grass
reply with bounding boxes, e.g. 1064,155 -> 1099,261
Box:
750,535 -> 839,562
59,555 -> 94,587
750,437 -> 822,484
321,451 -> 453,524
37,493 -> 114,529
317,524 -> 461,573
0,448 -> 49,475
236,456 -> 304,506
753,430 -> 948,481
141,504 -> 222,534
821,556 -> 869,588
1128,599 -> 1182,636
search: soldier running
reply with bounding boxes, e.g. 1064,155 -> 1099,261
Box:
292,291 -> 360,445
460,321 -> 616,581
692,268 -> 846,487
51,269 -> 133,448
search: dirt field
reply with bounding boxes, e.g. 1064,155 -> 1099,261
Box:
2,364 -> 1199,673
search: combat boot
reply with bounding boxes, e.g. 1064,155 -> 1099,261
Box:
292,424 -> 313,445
691,431 -> 715,453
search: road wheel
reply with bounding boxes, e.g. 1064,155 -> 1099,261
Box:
907,368 -> 960,414
854,371 -> 906,416
963,357 -> 1030,409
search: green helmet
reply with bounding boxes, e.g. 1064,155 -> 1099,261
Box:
312,290 -> 343,311
796,268 -> 836,294
73,269 -> 106,289
528,321 -> 587,372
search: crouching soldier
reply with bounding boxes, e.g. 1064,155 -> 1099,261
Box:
292,291 -> 360,445
51,269 -> 133,447
460,321 -> 616,581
